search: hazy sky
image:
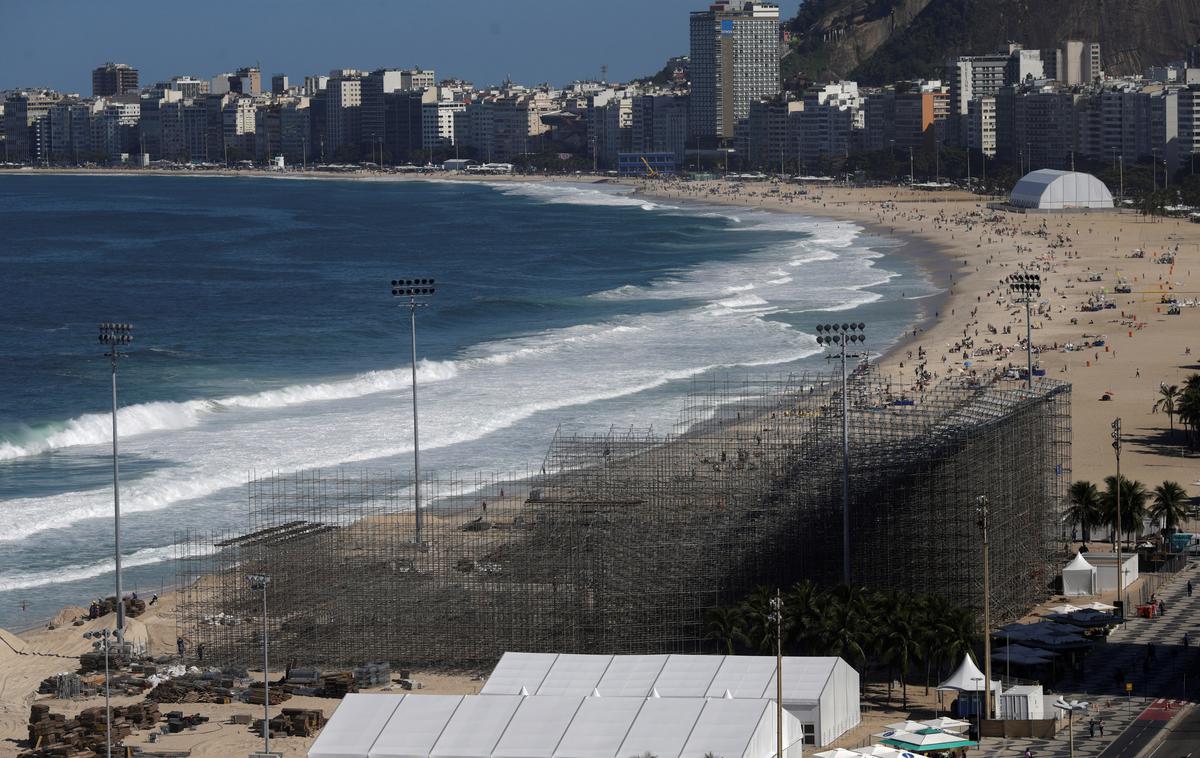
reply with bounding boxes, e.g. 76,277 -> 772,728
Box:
2,0 -> 800,93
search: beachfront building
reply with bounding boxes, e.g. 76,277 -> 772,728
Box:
688,1 -> 781,143
308,692 -> 806,758
92,62 -> 139,97
1008,169 -> 1114,210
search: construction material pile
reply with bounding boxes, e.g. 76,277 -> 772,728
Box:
353,661 -> 391,688
245,681 -> 292,705
22,701 -> 160,757
318,672 -> 358,699
146,673 -> 235,704
254,707 -> 327,739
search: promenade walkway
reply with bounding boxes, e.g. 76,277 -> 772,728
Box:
982,559 -> 1198,758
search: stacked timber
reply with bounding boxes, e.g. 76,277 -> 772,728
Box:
22,701 -> 159,757
146,675 -> 234,704
245,682 -> 291,705
353,661 -> 391,688
255,707 -> 327,738
319,672 -> 357,699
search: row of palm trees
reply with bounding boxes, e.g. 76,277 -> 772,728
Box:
1066,475 -> 1190,544
706,581 -> 978,709
1153,374 -> 1200,449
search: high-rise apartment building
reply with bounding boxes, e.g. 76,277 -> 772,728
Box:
271,75 -> 290,96
3,91 -> 61,163
1046,42 -> 1102,85
688,1 -> 781,142
401,69 -> 436,91
966,96 -> 997,157
325,70 -> 365,156
422,97 -> 465,153
93,63 -> 140,97
363,70 -> 407,151
631,94 -> 690,168
232,67 -> 262,96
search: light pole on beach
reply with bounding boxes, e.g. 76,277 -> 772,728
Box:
392,279 -> 436,544
98,323 -> 132,643
246,574 -> 272,756
815,322 -> 867,585
83,629 -> 115,758
1006,273 -> 1040,388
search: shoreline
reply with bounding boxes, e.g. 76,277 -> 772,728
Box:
7,169 -> 1200,638
1,168 -> 955,640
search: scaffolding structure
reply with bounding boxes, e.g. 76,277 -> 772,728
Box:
176,370 -> 1070,669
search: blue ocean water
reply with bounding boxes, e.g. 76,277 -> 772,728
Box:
0,174 -> 939,628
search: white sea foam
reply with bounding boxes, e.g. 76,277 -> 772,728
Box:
0,543 -> 213,593
0,184 -> 897,549
484,182 -> 676,211
0,360 -> 460,461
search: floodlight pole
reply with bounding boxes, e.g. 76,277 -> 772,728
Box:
85,630 -> 114,758
1007,274 -> 1040,388
392,279 -> 437,544
977,496 -> 992,725
248,574 -> 271,756
815,322 -> 867,585
98,323 -> 133,644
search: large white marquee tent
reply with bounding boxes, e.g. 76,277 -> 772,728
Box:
307,692 -> 806,758
480,653 -> 860,747
1008,170 -> 1114,210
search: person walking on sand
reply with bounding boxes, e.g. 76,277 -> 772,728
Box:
1187,579 -> 1192,597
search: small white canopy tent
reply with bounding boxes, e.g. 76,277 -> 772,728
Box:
1009,170 -> 1114,210
308,693 -> 806,758
936,654 -> 1000,718
1062,553 -> 1097,596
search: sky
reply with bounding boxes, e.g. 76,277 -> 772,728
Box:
2,0 -> 800,94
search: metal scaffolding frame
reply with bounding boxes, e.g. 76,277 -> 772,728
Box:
176,370 -> 1070,669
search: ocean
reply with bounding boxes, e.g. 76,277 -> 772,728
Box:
0,174 -> 939,629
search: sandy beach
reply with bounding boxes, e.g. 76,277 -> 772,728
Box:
3,168 -> 1198,756
626,178 -> 1199,491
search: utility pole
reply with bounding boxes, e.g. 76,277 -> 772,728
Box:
770,590 -> 783,758
977,495 -> 993,726
247,574 -> 274,758
909,146 -> 914,185
1112,418 -> 1124,620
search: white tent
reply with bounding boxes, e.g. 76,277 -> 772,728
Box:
1086,552 -> 1139,592
936,654 -> 998,693
920,717 -> 970,732
481,653 -> 860,747
1062,553 -> 1096,596
1009,170 -> 1114,210
308,693 -> 806,758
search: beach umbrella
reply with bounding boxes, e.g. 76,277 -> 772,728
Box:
854,746 -> 906,758
1046,603 -> 1082,615
815,749 -> 864,758
920,717 -> 971,732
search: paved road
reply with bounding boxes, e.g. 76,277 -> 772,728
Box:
1098,700 -> 1186,758
1147,705 -> 1200,758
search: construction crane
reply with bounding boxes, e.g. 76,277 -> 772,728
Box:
640,156 -> 659,178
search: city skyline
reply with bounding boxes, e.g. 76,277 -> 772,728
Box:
1,0 -> 800,93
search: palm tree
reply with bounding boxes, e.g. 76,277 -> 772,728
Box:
1180,375 -> 1200,449
817,585 -> 873,672
1154,384 -> 1183,434
879,600 -> 923,709
1150,481 -> 1189,533
783,579 -> 822,655
706,606 -> 746,655
1100,474 -> 1149,547
1067,480 -> 1102,545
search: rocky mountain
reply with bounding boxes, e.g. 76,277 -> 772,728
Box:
782,0 -> 1200,85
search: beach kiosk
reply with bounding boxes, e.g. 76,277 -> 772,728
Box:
1061,553 -> 1097,596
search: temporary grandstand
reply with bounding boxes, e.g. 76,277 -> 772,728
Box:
176,369 -> 1070,669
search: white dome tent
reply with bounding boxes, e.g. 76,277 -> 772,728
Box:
1061,553 -> 1097,596
1009,170 -> 1114,210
